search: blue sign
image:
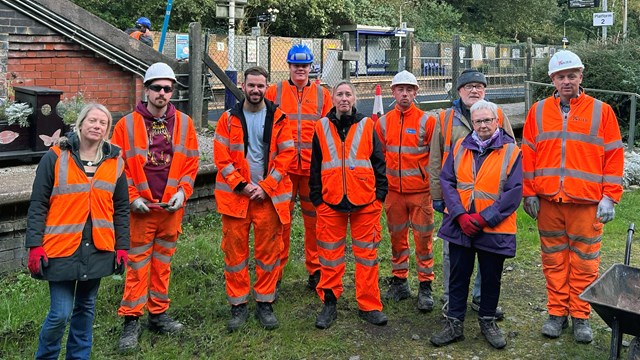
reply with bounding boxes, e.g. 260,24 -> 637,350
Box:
175,34 -> 189,60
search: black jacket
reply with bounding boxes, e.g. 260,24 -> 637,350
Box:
26,133 -> 130,281
309,107 -> 387,212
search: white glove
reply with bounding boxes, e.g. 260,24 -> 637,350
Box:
130,198 -> 150,213
596,196 -> 615,224
523,196 -> 540,220
167,189 -> 185,212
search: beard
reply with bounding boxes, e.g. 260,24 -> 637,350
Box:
245,92 -> 265,105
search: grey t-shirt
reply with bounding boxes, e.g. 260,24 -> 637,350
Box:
244,107 -> 267,186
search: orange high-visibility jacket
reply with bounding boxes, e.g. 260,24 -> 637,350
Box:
315,116 -> 376,206
129,31 -> 143,40
265,80 -> 332,175
111,110 -> 200,204
213,102 -> 295,224
375,103 -> 436,193
522,91 -> 624,203
452,139 -> 520,235
43,146 -> 124,258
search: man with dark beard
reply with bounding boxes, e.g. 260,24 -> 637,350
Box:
214,66 -> 295,331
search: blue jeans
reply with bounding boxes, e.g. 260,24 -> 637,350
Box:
36,279 -> 101,360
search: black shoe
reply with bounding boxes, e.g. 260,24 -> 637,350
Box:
227,304 -> 248,332
255,302 -> 279,330
307,270 -> 321,290
148,312 -> 184,334
118,317 -> 142,353
478,316 -> 506,349
417,281 -> 434,312
384,276 -> 411,302
315,290 -> 337,329
430,316 -> 464,347
572,317 -> 593,343
471,298 -> 505,321
358,310 -> 388,326
541,315 -> 568,338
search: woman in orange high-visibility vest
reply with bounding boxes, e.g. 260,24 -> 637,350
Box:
309,81 -> 388,329
431,100 -> 522,350
26,103 -> 130,360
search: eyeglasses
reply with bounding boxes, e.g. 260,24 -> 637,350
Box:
472,118 -> 496,126
463,84 -> 486,91
148,84 -> 174,93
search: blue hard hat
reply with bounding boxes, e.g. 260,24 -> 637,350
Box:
287,44 -> 313,64
136,17 -> 151,29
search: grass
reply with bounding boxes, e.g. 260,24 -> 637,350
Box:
1,190 -> 640,359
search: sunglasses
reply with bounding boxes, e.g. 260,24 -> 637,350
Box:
148,84 -> 174,93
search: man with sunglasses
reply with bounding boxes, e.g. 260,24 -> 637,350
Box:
112,62 -> 199,352
428,69 -> 514,319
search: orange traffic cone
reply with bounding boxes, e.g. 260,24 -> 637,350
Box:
372,84 -> 384,123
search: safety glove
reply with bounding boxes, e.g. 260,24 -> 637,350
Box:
596,196 -> 615,224
115,249 -> 128,275
28,246 -> 48,276
433,199 -> 445,214
469,213 -> 488,229
523,196 -> 540,220
130,198 -> 150,213
456,213 -> 481,237
167,189 -> 185,212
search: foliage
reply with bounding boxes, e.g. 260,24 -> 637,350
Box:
0,100 -> 33,127
56,93 -> 88,126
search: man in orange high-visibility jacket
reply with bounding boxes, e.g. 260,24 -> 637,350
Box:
264,43 -> 332,294
522,50 -> 624,344
112,62 -> 199,353
126,17 -> 153,47
214,66 -> 294,332
374,71 -> 437,312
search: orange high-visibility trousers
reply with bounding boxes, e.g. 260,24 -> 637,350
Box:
385,190 -> 435,282
222,200 -> 283,305
538,199 -> 602,319
279,174 -> 319,279
315,201 -> 383,311
118,209 -> 182,317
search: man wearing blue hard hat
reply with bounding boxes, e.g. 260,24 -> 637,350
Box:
127,17 -> 153,47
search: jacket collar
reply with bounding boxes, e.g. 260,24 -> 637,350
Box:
394,102 -> 420,117
59,132 -> 121,159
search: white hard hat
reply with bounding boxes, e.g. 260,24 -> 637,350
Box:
144,62 -> 176,84
391,70 -> 419,89
548,50 -> 584,76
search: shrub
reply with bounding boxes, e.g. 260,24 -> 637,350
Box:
56,92 -> 87,125
0,99 -> 33,127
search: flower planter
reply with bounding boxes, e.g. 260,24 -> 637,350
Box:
0,121 -> 30,152
13,86 -> 65,152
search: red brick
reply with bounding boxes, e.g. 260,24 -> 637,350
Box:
65,63 -> 84,71
51,58 -> 67,64
38,64 -> 55,72
50,71 -> 66,79
66,78 -> 80,85
26,51 -> 38,57
55,78 -> 66,86
24,65 -> 36,72
39,58 -> 52,64
36,79 -> 55,86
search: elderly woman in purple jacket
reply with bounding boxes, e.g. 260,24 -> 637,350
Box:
430,100 -> 522,349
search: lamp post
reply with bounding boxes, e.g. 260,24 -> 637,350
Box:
563,18 -> 572,49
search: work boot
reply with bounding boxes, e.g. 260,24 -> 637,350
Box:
227,303 -> 248,332
430,316 -> 464,346
471,298 -> 505,321
307,270 -> 321,290
315,290 -> 337,329
541,315 -> 568,338
255,302 -> 279,330
358,310 -> 388,326
148,312 -> 184,334
417,281 -> 434,312
572,316 -> 593,343
384,276 -> 411,302
478,316 -> 507,349
118,316 -> 142,353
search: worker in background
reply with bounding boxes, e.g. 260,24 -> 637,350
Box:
428,69 -> 514,318
430,100 -> 521,349
374,70 -> 437,312
522,50 -> 624,343
264,43 -> 332,296
310,81 -> 388,329
126,17 -> 153,48
213,66 -> 294,332
113,62 -> 199,352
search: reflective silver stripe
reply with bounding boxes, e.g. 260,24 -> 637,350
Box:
443,144 -> 451,153
412,223 -> 435,233
349,119 -> 367,159
230,143 -> 244,151
317,237 -> 346,250
570,246 -> 600,260
541,243 -> 569,254
152,251 -> 172,264
316,84 -> 324,117
214,132 -> 229,146
523,171 -> 534,180
442,109 -> 453,139
535,99 -> 545,135
225,258 -> 249,273
155,238 -> 177,249
419,113 -> 429,143
534,168 -> 603,183
254,291 -> 276,303
221,163 -> 236,177
287,113 -> 320,121
475,190 -> 498,201
215,181 -> 233,192
539,229 -> 566,238
270,169 -> 282,182
228,294 -> 249,305
354,256 -> 378,267
45,223 -> 85,235
271,192 -> 292,205
386,145 -> 429,154
392,249 -> 410,258
388,221 -> 410,232
177,111 -> 189,152
392,262 -> 409,270
457,182 -> 474,190
319,255 -> 345,267
129,242 -> 153,256
590,100 -> 602,136
537,131 -> 604,146
452,140 -> 465,175
93,179 -> 116,192
604,175 -> 622,184
497,143 -> 516,198
521,138 -> 536,152
136,181 -> 150,191
387,168 -> 421,177
417,265 -> 433,274
279,140 -> 294,151
120,294 -> 148,308
186,149 -> 199,157
125,148 -> 146,159
322,159 -> 342,171
179,176 -> 195,188
127,178 -> 134,186
124,113 -> 140,158
129,256 -> 151,270
604,140 -> 624,151
299,141 -> 313,149
167,178 -> 179,187
568,233 -> 602,245
344,159 -> 372,168
352,239 -> 380,250
275,82 -> 283,105
93,219 -> 114,230
378,114 -> 387,140
256,258 -> 281,272
149,290 -> 169,301
417,252 -> 434,261
321,117 -> 337,167
52,184 -> 90,196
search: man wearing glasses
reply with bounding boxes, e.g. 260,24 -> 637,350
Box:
428,69 -> 514,318
112,62 -> 199,352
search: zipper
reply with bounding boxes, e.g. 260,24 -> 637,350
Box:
559,106 -> 569,191
398,112 -> 404,193
341,138 -> 347,199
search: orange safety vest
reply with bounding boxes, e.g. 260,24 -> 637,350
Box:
376,103 -> 435,193
315,116 -> 376,206
523,92 -> 624,202
129,31 -> 143,40
452,139 -> 519,235
111,110 -> 200,203
265,81 -> 331,175
43,147 -> 124,258
213,107 -> 295,224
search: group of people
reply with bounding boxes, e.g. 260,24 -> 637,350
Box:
24,43 -> 624,359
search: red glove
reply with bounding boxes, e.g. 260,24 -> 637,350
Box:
115,250 -> 128,275
470,213 -> 488,229
456,214 -> 481,237
28,246 -> 48,276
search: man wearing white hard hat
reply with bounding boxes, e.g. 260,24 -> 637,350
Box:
522,50 -> 624,343
374,70 -> 437,312
112,62 -> 199,352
